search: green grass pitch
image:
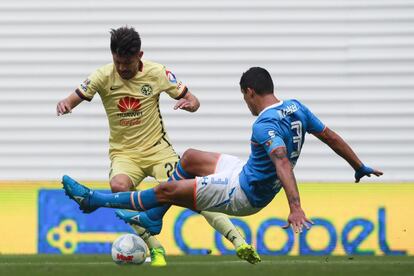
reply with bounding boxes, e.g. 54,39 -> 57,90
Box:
0,255 -> 413,276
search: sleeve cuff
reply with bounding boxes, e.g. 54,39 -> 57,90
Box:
174,86 -> 188,100
75,88 -> 92,102
310,126 -> 327,135
269,146 -> 287,155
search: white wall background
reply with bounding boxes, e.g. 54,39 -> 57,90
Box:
0,0 -> 413,181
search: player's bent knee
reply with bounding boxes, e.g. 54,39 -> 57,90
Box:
110,176 -> 133,192
110,182 -> 131,192
180,148 -> 198,164
181,148 -> 210,172
181,148 -> 220,176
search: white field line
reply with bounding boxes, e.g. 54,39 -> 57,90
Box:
0,260 -> 413,266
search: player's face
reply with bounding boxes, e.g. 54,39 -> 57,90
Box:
112,52 -> 143,80
241,88 -> 258,116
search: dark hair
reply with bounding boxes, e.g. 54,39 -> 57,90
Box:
110,26 -> 141,57
239,67 -> 274,95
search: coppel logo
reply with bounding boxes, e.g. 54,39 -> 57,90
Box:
174,208 -> 407,256
38,190 -> 407,255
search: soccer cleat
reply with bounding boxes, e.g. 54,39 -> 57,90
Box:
236,244 -> 261,264
150,247 -> 167,267
115,210 -> 163,235
62,175 -> 98,213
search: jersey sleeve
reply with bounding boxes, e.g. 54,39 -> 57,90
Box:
76,69 -> 104,101
253,120 -> 286,155
158,66 -> 189,99
299,102 -> 325,134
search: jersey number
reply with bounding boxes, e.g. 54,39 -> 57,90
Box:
165,162 -> 178,178
290,121 -> 303,158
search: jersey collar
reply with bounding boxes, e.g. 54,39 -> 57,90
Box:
257,101 -> 284,118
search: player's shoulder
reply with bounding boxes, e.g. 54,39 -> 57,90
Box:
257,101 -> 287,121
141,59 -> 166,76
283,98 -> 303,107
280,99 -> 309,114
253,107 -> 281,130
252,114 -> 282,138
93,63 -> 115,79
254,99 -> 302,127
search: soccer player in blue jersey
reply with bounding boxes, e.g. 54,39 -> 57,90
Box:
63,67 -> 383,238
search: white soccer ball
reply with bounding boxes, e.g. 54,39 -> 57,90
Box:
111,234 -> 148,265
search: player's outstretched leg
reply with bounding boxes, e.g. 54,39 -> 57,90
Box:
115,209 -> 163,235
62,175 -> 195,212
62,175 -> 163,212
62,175 -> 98,213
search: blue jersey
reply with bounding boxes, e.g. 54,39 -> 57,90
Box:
239,99 -> 325,208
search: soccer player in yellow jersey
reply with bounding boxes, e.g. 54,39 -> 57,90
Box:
56,26 -> 260,266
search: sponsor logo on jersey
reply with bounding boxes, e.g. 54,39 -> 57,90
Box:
141,84 -> 153,96
119,118 -> 141,126
117,97 -> 143,126
278,103 -> 299,118
211,177 -> 229,185
166,70 -> 177,84
117,97 -> 141,113
110,86 -> 121,91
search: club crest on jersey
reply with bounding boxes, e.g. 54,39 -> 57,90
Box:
140,84 -> 153,96
166,70 -> 177,84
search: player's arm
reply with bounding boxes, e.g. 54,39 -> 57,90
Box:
173,90 -> 200,112
56,90 -> 84,116
313,127 -> 383,182
269,147 -> 313,233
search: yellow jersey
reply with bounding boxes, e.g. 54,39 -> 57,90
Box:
76,59 -> 188,156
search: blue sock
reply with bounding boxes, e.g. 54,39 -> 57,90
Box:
90,189 -> 159,211
145,160 -> 194,221
138,189 -> 160,210
90,192 -> 134,209
175,161 -> 195,179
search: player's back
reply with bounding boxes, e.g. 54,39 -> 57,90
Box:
239,99 -> 325,208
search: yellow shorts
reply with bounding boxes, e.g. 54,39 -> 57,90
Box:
109,138 -> 179,187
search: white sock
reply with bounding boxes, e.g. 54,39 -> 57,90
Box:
201,211 -> 246,249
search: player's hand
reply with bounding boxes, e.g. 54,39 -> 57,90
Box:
174,98 -> 196,112
56,99 -> 72,116
282,209 -> 314,233
354,164 -> 383,183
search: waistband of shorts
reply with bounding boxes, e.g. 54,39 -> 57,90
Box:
109,136 -> 175,158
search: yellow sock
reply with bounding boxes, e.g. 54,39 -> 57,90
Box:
131,224 -> 163,249
201,211 -> 246,249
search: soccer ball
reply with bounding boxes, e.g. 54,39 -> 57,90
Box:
111,234 -> 148,265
